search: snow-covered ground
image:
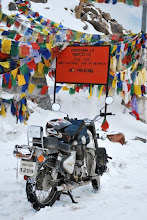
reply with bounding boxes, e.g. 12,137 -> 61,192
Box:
0,91 -> 147,220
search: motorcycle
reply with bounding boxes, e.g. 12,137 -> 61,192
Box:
13,96 -> 114,210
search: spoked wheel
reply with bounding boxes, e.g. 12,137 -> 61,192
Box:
26,158 -> 61,210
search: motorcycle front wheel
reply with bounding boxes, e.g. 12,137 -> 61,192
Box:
26,158 -> 61,210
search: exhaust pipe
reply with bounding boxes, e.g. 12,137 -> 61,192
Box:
57,181 -> 90,192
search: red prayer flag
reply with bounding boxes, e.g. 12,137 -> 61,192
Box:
8,78 -> 12,89
0,51 -> 8,59
27,60 -> 37,70
51,47 -> 60,58
20,45 -> 30,56
14,20 -> 21,28
37,34 -> 44,43
137,42 -> 141,50
101,120 -> 109,131
14,34 -> 22,41
41,86 -> 48,95
31,43 -> 40,50
124,43 -> 128,51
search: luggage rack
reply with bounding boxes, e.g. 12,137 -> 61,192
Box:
13,125 -> 46,160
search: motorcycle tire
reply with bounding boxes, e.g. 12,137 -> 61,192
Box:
26,157 -> 61,210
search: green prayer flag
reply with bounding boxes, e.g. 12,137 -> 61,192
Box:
131,84 -> 134,95
19,64 -> 29,75
69,88 -> 75,94
2,80 -> 8,88
37,85 -> 43,89
8,32 -> 16,39
10,42 -> 18,56
11,75 -> 16,87
43,66 -> 49,75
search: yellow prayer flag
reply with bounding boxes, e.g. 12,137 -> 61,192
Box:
110,56 -> 117,73
120,71 -> 124,81
17,75 -> 26,86
111,45 -> 117,54
131,41 -> 136,47
28,84 -> 36,93
40,19 -> 44,24
11,68 -> 18,79
38,62 -> 44,74
62,86 -> 69,91
24,120 -> 27,125
98,85 -> 104,100
54,23 -> 59,27
42,29 -> 48,36
46,43 -> 52,50
0,61 -> 10,69
134,85 -> 142,96
44,58 -> 50,67
22,104 -> 26,112
49,35 -> 54,44
1,39 -> 11,54
20,93 -> 26,99
141,68 -> 147,83
112,79 -> 117,88
0,103 -> 6,117
88,85 -> 92,99
76,33 -> 82,41
84,34 -> 92,42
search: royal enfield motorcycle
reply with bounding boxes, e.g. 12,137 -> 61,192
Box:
13,97 -> 114,210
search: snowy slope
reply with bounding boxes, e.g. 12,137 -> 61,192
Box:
30,0 -> 142,33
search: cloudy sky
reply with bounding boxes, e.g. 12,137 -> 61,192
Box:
94,2 -> 143,33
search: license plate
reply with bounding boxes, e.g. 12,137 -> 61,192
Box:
19,160 -> 36,176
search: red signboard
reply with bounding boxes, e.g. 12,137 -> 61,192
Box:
56,46 -> 110,85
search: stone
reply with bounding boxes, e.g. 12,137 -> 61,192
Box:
88,20 -> 109,35
81,13 -> 87,22
83,22 -> 88,30
83,7 -> 98,16
102,12 -> 111,22
110,21 -> 123,35
8,2 -> 17,11
107,133 -> 126,145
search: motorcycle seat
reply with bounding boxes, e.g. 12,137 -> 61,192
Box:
43,136 -> 72,153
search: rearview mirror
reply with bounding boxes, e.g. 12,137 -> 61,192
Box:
52,103 -> 61,112
105,96 -> 114,105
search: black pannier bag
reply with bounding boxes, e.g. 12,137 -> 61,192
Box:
95,148 -> 108,176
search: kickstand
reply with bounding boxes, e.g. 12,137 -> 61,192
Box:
62,191 -> 78,204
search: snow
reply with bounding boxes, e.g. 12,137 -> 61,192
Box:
0,0 -> 146,219
0,91 -> 147,220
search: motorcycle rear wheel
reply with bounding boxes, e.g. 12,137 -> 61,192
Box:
26,158 -> 61,210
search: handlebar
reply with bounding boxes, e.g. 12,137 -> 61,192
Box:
100,112 -> 115,117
